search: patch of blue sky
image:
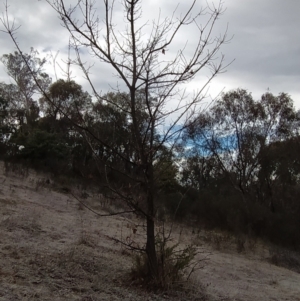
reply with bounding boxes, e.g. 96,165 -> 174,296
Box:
159,124 -> 238,158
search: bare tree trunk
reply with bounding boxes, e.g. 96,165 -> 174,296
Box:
146,213 -> 158,279
143,160 -> 158,278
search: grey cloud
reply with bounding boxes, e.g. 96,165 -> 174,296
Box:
0,0 -> 299,107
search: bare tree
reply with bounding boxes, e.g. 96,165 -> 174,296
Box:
1,0 -> 229,281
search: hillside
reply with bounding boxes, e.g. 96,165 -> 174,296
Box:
1,161 -> 300,301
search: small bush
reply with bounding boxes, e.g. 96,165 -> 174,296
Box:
269,246 -> 300,273
131,235 -> 201,290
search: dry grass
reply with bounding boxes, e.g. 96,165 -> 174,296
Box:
1,211 -> 42,235
0,162 -> 211,301
1,162 -> 300,301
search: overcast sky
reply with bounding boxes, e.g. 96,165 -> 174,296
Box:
0,0 -> 299,108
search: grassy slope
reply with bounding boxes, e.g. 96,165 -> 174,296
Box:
0,162 -> 300,301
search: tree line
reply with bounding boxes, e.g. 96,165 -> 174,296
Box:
182,89 -> 300,248
1,50 -> 300,251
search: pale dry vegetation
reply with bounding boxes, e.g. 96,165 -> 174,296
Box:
0,162 -> 209,300
1,162 -> 300,301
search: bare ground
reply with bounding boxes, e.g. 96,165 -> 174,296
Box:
0,161 -> 300,301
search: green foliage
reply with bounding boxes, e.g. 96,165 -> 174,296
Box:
1,49 -> 51,128
39,79 -> 91,121
1,49 -> 51,99
9,129 -> 71,173
0,96 -> 9,136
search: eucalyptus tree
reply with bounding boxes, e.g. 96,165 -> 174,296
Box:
258,136 -> 300,212
0,95 -> 9,150
39,79 -> 92,122
0,83 -> 18,133
186,89 -> 299,206
0,49 -> 51,125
